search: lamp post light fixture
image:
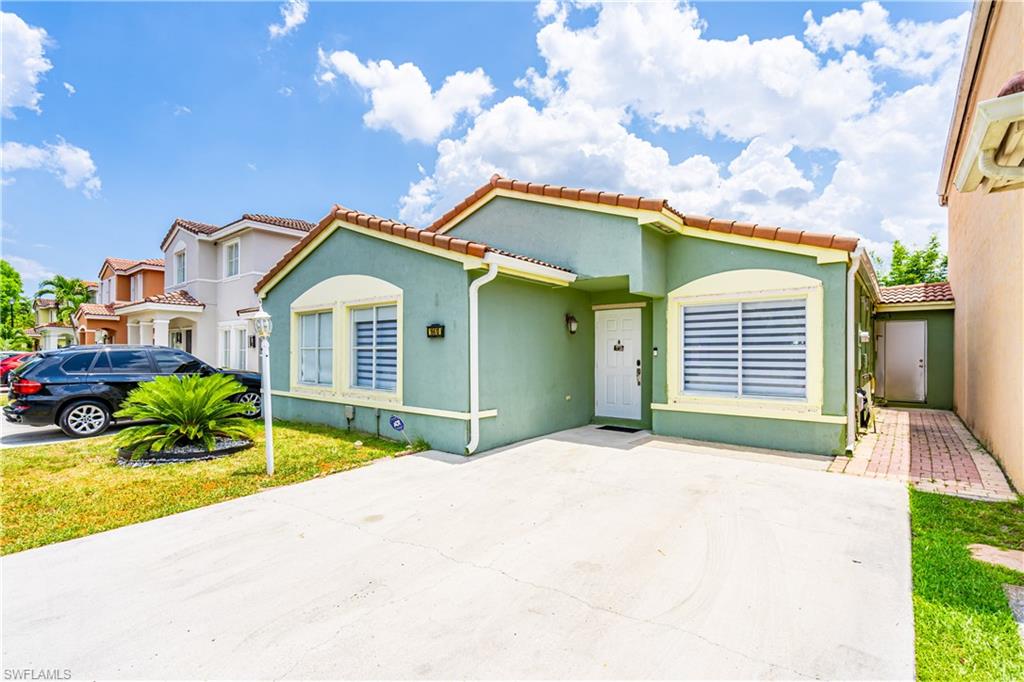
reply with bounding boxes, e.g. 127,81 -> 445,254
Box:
565,313 -> 579,335
253,307 -> 274,476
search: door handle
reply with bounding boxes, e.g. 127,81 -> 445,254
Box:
636,359 -> 641,386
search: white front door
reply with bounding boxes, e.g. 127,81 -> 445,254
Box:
884,320 -> 927,402
595,308 -> 642,420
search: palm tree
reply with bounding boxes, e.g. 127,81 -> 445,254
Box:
0,328 -> 32,351
36,276 -> 91,325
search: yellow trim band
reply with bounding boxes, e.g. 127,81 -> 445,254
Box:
651,402 -> 847,424
272,390 -> 497,421
875,302 -> 955,312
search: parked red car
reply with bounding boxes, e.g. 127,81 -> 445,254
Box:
1,353 -> 36,386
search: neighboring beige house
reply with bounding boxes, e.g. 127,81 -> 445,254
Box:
937,0 -> 1024,489
26,299 -> 74,350
116,214 -> 313,369
26,282 -> 98,350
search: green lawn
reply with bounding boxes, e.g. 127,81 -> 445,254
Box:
910,489 -> 1024,680
0,420 -> 410,555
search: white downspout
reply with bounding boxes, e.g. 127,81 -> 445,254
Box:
466,262 -> 499,454
846,247 -> 865,453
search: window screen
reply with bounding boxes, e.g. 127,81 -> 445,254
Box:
352,305 -> 397,391
299,311 -> 333,386
682,298 -> 806,399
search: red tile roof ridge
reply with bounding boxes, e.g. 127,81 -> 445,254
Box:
425,174 -> 858,253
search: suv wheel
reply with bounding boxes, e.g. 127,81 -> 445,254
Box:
237,391 -> 262,418
59,401 -> 111,438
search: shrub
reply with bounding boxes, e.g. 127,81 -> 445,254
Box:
114,373 -> 256,456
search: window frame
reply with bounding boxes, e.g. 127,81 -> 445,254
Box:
680,297 -> 808,401
664,269 -> 825,419
349,303 -> 398,393
297,310 -> 333,387
224,239 -> 241,279
174,250 -> 186,284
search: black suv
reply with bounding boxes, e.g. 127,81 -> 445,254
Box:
4,345 -> 262,438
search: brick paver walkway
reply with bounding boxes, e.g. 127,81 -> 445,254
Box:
830,408 -> 1017,501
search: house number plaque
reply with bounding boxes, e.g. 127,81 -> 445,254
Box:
426,323 -> 445,338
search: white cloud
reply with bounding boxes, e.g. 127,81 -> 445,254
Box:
173,104 -> 191,116
269,0 -> 308,39
1,138 -> 102,197
1,11 -> 53,118
4,254 -> 55,293
395,1 -> 966,254
318,48 -> 495,143
804,1 -> 970,78
278,86 -> 293,97
63,82 -> 76,96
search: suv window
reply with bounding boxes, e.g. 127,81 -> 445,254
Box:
106,349 -> 153,373
152,349 -> 205,374
61,352 -> 98,373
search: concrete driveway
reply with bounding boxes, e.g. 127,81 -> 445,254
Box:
1,427 -> 914,679
1,419 -> 132,449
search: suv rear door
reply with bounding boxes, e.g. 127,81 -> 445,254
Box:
92,348 -> 158,407
151,348 -> 208,377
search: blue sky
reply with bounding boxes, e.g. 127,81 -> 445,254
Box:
2,1 -> 970,292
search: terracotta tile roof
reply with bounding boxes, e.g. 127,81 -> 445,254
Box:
34,298 -> 57,308
82,280 -> 98,288
118,289 -> 205,308
103,257 -> 165,273
173,218 -> 221,236
35,321 -> 73,329
77,303 -> 118,317
426,175 -> 859,253
256,204 -> 573,293
242,214 -> 316,232
997,70 -> 1024,97
879,281 -> 954,305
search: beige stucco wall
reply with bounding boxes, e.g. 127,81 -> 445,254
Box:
946,0 -> 1024,490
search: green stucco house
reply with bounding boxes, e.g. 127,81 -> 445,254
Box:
256,175 -> 954,456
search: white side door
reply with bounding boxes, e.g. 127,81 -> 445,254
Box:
884,320 -> 927,402
595,308 -> 642,420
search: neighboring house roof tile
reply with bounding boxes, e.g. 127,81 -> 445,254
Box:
118,290 -> 205,308
102,257 -> 165,273
242,214 -> 316,232
35,298 -> 57,309
426,175 -> 859,252
34,321 -> 74,329
162,214 -> 315,250
878,281 -> 954,304
81,280 -> 98,288
256,203 -> 573,293
76,303 -> 118,317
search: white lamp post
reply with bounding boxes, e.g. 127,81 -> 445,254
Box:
253,307 -> 274,476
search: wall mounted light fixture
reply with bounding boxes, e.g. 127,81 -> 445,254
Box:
565,314 -> 578,335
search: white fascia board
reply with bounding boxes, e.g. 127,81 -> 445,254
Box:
114,302 -> 205,315
481,251 -> 577,284
204,220 -> 306,243
954,92 -> 1024,193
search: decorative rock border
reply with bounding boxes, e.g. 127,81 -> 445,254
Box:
117,438 -> 254,467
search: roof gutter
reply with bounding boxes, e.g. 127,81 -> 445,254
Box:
466,262 -> 500,455
846,247 -> 866,453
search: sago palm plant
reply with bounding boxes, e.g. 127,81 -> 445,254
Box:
114,373 -> 256,456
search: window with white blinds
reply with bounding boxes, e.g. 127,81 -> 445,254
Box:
681,298 -> 807,399
299,311 -> 333,386
351,304 -> 397,392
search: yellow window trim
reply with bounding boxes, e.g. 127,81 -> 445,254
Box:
271,390 -> 497,421
651,402 -> 846,424
289,275 -> 404,404
665,269 -> 827,419
430,188 -> 851,265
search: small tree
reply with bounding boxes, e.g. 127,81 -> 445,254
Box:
1,260 -> 35,349
876,234 -> 948,286
36,275 -> 91,325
